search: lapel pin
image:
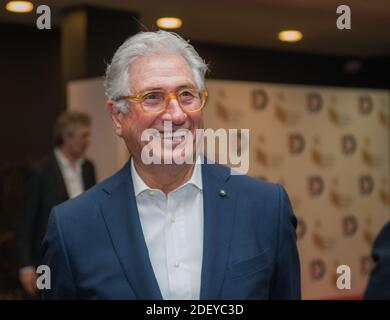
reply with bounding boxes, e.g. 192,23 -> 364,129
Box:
219,190 -> 227,197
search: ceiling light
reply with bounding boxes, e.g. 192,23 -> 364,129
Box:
156,17 -> 183,29
278,30 -> 303,43
6,1 -> 33,13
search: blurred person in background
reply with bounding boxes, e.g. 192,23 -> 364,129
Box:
364,221 -> 390,299
17,111 -> 96,297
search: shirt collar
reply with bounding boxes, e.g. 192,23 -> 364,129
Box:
131,157 -> 203,197
54,148 -> 84,169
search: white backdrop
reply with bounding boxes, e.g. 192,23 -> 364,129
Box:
68,78 -> 390,299
68,79 -> 130,181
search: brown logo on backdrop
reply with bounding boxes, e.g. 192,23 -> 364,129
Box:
342,215 -> 358,237
341,134 -> 357,155
378,106 -> 389,128
274,104 -> 300,125
308,175 -> 325,197
255,135 -> 269,167
251,89 -> 268,111
363,217 -> 374,245
288,133 -> 306,155
306,92 -> 323,113
310,136 -> 335,168
358,95 -> 374,115
310,259 -> 326,281
379,177 -> 390,207
312,220 -> 336,250
359,175 -> 374,195
255,135 -> 283,168
328,106 -> 351,127
329,178 -> 352,208
214,88 -> 242,123
361,255 -> 374,276
274,90 -> 300,125
361,137 -> 383,168
215,102 -> 243,123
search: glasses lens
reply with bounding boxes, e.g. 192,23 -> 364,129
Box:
178,89 -> 204,112
142,91 -> 166,112
140,90 -> 206,113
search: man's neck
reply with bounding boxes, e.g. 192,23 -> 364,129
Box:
133,159 -> 195,195
57,147 -> 78,168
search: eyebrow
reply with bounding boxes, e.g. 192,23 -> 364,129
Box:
139,83 -> 197,93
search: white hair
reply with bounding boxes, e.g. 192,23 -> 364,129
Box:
104,30 -> 208,111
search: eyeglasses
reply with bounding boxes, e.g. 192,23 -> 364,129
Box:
118,88 -> 208,114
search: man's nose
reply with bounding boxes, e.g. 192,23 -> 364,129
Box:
163,95 -> 187,124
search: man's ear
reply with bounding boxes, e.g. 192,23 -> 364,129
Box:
106,100 -> 124,137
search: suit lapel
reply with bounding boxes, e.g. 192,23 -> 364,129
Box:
50,153 -> 69,201
98,160 -> 237,300
81,162 -> 89,190
200,163 -> 237,299
99,162 -> 163,299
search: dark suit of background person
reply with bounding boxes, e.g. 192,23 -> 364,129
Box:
364,221 -> 390,299
18,153 -> 96,268
17,111 -> 96,297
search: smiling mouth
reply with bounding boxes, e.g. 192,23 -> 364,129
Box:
153,129 -> 191,140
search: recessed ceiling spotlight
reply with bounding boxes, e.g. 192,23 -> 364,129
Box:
278,30 -> 303,43
6,1 -> 34,13
156,17 -> 183,29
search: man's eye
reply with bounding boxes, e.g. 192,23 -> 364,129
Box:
144,93 -> 163,100
179,90 -> 195,98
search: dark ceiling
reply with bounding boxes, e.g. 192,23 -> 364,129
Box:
1,0 -> 390,57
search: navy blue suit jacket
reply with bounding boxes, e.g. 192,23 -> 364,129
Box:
364,221 -> 390,299
41,160 -> 301,299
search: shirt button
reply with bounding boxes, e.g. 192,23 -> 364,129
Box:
175,261 -> 180,268
170,215 -> 176,223
148,190 -> 154,196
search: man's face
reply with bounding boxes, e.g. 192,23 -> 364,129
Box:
109,53 -> 203,165
63,124 -> 91,158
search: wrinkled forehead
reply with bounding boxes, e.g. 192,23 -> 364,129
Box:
127,53 -> 196,93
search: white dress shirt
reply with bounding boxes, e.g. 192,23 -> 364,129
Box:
131,158 -> 204,300
54,148 -> 85,199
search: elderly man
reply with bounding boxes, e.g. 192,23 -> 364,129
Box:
42,31 -> 300,300
18,111 -> 96,297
